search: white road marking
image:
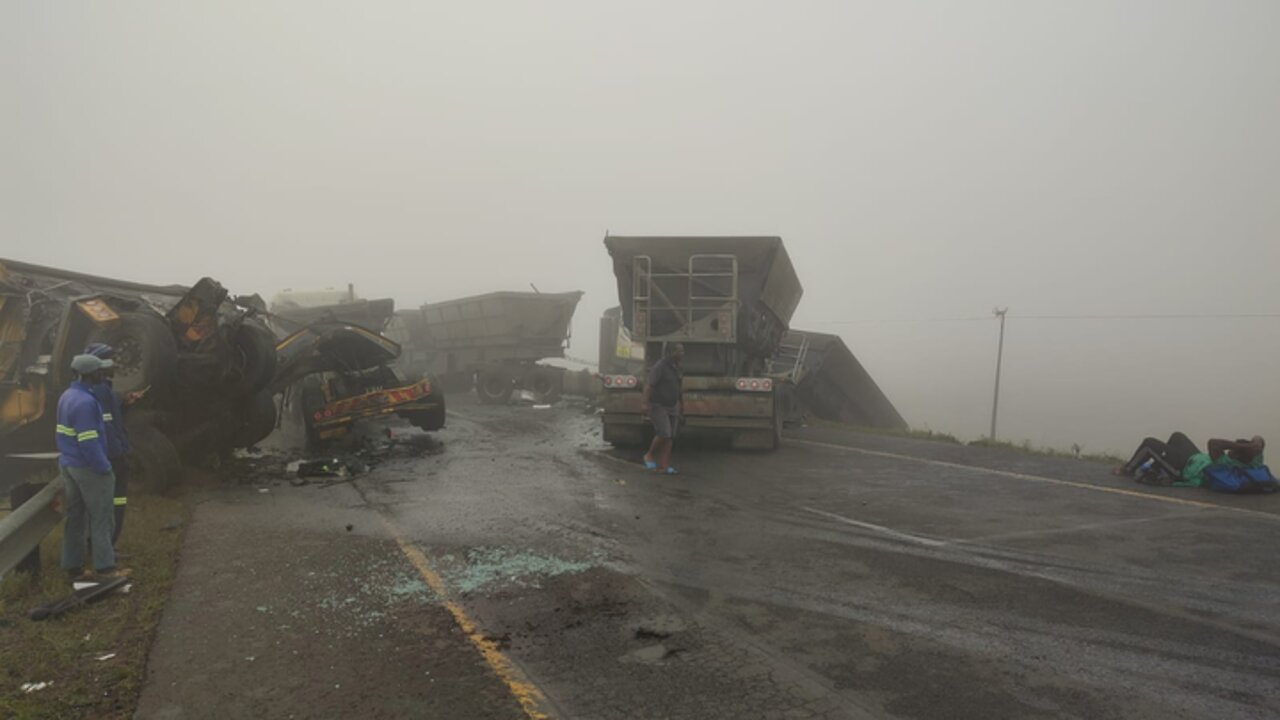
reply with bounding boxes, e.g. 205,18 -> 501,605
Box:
800,506 -> 947,547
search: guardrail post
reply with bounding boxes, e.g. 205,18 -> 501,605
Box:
10,483 -> 43,575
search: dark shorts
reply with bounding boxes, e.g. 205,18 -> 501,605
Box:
650,405 -> 680,439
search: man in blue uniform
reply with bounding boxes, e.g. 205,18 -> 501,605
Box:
84,343 -> 131,544
57,353 -> 126,580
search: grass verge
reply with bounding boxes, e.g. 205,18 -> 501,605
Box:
807,419 -> 1124,464
0,488 -> 188,719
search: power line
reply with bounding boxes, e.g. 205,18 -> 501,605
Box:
809,312 -> 1280,324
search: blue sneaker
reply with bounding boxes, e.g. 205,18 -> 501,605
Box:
665,467 -> 679,475
643,457 -> 658,470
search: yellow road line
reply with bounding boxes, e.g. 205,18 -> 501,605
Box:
792,438 -> 1280,521
380,516 -> 554,719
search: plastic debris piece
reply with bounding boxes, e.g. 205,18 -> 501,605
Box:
532,404 -> 552,410
258,488 -> 270,493
73,582 -> 97,591
121,584 -> 133,594
21,682 -> 53,693
96,653 -> 116,661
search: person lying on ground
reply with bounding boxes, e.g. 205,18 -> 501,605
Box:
1114,433 -> 1265,487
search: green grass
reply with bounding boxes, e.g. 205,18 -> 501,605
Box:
0,489 -> 188,719
808,418 -> 961,444
807,418 -> 1124,464
966,437 -> 1125,465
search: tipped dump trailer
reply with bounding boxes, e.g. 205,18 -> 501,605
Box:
770,330 -> 907,430
0,259 -> 279,491
390,291 -> 583,404
600,236 -> 803,449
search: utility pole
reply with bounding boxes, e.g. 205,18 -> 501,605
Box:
989,307 -> 1008,441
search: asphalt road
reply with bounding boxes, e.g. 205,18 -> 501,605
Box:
141,399 -> 1280,719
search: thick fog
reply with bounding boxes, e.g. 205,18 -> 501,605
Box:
4,2 -> 1277,455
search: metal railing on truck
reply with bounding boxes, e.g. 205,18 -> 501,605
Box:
631,254 -> 738,342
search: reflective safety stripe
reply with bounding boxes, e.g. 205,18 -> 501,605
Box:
114,497 -> 128,506
103,413 -> 114,422
77,430 -> 100,441
56,425 -> 76,436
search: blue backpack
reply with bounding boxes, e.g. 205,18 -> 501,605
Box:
1201,464 -> 1279,494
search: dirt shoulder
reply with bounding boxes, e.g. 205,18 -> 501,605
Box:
134,477 -> 527,720
0,485 -> 187,719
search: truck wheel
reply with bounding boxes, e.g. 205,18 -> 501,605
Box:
231,389 -> 278,448
226,322 -> 278,395
86,312 -> 178,397
476,370 -> 513,405
298,376 -> 327,447
126,422 -> 182,494
525,367 -> 562,404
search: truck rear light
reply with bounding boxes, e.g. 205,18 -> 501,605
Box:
750,380 -> 760,390
603,375 -> 613,386
736,379 -> 747,390
718,311 -> 732,336
314,411 -> 323,421
625,375 -> 637,387
735,377 -> 771,393
762,378 -> 773,391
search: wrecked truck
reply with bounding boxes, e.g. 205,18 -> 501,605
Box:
769,330 -> 907,430
600,236 -> 803,450
388,290 -> 583,404
0,259 -> 279,491
272,321 -> 446,446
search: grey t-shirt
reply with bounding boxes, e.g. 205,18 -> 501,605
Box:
646,357 -> 683,407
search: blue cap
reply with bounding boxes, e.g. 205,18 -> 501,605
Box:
70,354 -> 114,375
84,342 -> 116,359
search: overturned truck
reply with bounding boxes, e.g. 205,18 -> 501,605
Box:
0,259 -> 279,491
600,236 -> 803,450
771,330 -> 906,430
390,291 -> 583,404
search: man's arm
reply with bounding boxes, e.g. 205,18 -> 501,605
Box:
70,402 -> 113,475
1207,438 -> 1262,461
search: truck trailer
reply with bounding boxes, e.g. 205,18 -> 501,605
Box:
389,290 -> 583,404
599,236 -> 803,450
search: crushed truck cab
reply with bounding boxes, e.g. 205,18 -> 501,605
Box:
273,321 -> 445,444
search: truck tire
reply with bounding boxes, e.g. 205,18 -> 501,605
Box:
125,421 -> 182,494
86,312 -> 178,397
298,376 -> 327,446
231,389 -> 277,448
226,322 -> 278,395
407,396 -> 447,432
476,369 -> 514,405
525,366 -> 562,404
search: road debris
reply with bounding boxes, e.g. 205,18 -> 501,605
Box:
95,653 -> 116,662
21,681 -> 53,693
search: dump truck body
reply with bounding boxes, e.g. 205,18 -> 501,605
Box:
769,330 -> 907,430
600,237 -> 803,449
390,290 -> 583,404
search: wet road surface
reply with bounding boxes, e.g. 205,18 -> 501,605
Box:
143,399 -> 1280,719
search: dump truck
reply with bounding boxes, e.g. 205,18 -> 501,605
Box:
388,290 -> 584,404
0,259 -> 279,491
769,330 -> 907,430
268,286 -> 397,336
272,321 -> 446,445
599,236 -> 803,449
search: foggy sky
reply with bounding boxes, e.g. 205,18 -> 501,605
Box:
4,1 -> 1277,454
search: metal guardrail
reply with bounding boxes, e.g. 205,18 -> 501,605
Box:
0,474 -> 64,577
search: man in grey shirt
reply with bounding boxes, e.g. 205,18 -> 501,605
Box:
642,343 -> 684,474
